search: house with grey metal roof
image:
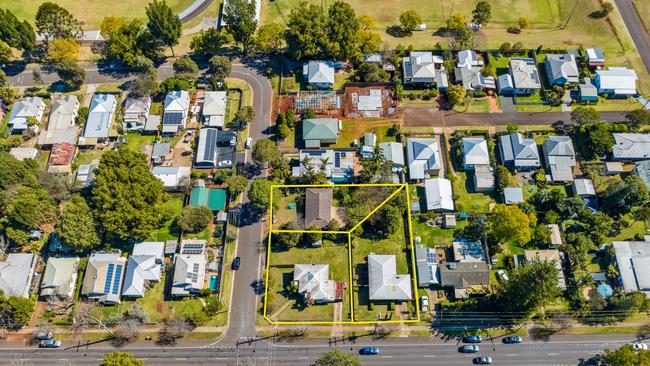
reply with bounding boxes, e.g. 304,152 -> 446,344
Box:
202,91 -> 227,128
81,252 -> 127,305
572,178 -> 596,197
152,166 -> 191,190
636,160 -> 650,189
407,138 -> 441,180
152,142 -> 171,165
76,163 -> 99,188
303,61 -> 335,89
9,96 -> 45,134
172,239 -> 207,297
368,254 -> 412,301
614,238 -> 650,297
122,242 -> 164,298
497,73 -> 514,96
39,95 -> 79,145
163,90 -> 190,133
425,178 -> 454,212
302,118 -> 340,148
123,96 -> 152,131
379,142 -> 405,171
462,137 -> 490,170
503,187 -> 524,204
415,247 -> 438,288
293,264 -> 338,303
499,132 -> 540,170
0,253 -> 37,298
83,94 -> 117,140
508,58 -> 541,95
579,77 -> 598,102
438,261 -> 489,299
595,67 -> 638,97
304,188 -> 332,229
402,52 -> 442,84
195,128 -> 219,168
544,54 -> 579,86
40,257 -> 79,298
612,133 -> 650,161
543,136 -> 576,182
455,50 -> 494,92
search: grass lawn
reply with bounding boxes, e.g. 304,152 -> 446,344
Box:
225,77 -> 252,151
272,192 -> 299,228
95,84 -> 124,93
411,215 -> 468,247
588,97 -> 643,111
607,215 -> 648,243
75,148 -> 108,165
451,172 -> 496,213
633,0 -> 650,32
149,193 -> 184,242
123,132 -> 155,153
453,98 -> 492,113
331,119 -> 398,148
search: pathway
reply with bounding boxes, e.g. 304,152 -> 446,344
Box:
331,302 -> 343,338
487,94 -> 500,113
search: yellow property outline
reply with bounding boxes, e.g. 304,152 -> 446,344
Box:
263,183 -> 421,325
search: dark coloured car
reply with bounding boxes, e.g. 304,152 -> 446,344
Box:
232,257 -> 241,270
459,345 -> 479,353
359,347 -> 380,355
502,336 -> 523,344
473,356 -> 493,364
463,335 -> 483,343
39,340 -> 61,348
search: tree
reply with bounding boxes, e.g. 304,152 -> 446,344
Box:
255,23 -> 285,54
0,9 -> 35,50
399,10 -> 422,34
499,42 -> 512,54
472,1 -> 492,26
190,28 -> 231,56
2,186 -> 57,241
47,38 -> 79,64
625,109 -> 650,131
494,165 -> 514,194
517,17 -> 530,29
572,106 -> 600,125
177,206 -> 213,233
100,352 -> 144,366
248,179 -> 272,211
315,349 -> 361,366
286,2 -> 328,60
326,2 -> 359,60
146,0 -> 182,56
91,149 -> 166,240
277,123 -> 290,140
446,84 -> 467,107
447,12 -> 467,32
252,139 -> 281,166
233,106 -> 255,131
497,261 -> 561,315
158,317 -> 193,344
0,41 -> 12,64
275,222 -> 300,248
449,25 -> 476,49
602,175 -> 649,217
490,204 -> 533,245
507,123 -> 519,133
173,55 -> 199,82
56,60 -> 85,89
223,0 -> 258,53
585,123 -> 615,158
602,344 -> 650,365
158,77 -> 192,93
225,175 -> 248,199
35,2 -> 82,45
353,63 -> 389,82
56,195 -> 100,252
208,55 -> 231,82
101,18 -> 153,67
8,297 -> 34,325
600,2 -> 614,16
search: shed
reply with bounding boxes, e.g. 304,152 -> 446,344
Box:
165,240 -> 179,255
190,187 -> 227,211
503,187 -> 524,204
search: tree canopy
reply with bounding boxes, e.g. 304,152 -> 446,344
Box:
173,55 -> 200,82
0,41 -> 12,65
252,139 -> 281,166
146,0 -> 182,56
248,179 -> 273,211
602,344 -> 650,366
602,175 -> 649,217
489,204 -> 535,245
56,60 -> 85,89
472,1 -> 492,25
208,55 -> 231,82
497,261 -> 561,316
177,206 -> 213,233
625,109 -> 650,131
326,2 -> 360,60
315,349 -> 361,366
0,9 -> 35,50
35,2 -> 82,44
255,23 -> 285,54
223,0 -> 258,53
100,352 -> 144,366
56,195 -> 100,252
47,37 -> 79,64
399,10 -> 422,34
225,175 -> 248,199
190,28 -> 231,56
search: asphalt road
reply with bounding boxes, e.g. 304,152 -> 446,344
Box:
615,0 -> 650,74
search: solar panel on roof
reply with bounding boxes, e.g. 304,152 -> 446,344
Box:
112,265 -> 122,294
335,153 -> 340,167
163,112 -> 183,125
428,266 -> 434,279
426,251 -> 436,263
104,264 -> 114,293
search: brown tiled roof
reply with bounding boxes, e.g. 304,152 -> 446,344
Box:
304,188 -> 332,228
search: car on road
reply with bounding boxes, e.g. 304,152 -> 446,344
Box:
229,137 -> 236,147
232,257 -> 241,270
473,356 -> 493,364
36,332 -> 53,340
39,340 -> 61,348
463,335 -> 483,343
245,137 -> 253,149
459,345 -> 479,353
218,160 -> 232,168
633,343 -> 648,350
359,347 -> 380,355
421,295 -> 429,312
497,270 -> 509,282
502,336 -> 523,344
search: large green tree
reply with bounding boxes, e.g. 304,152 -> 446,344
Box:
252,139 -> 281,166
0,9 -> 35,50
571,106 -> 600,125
223,0 -> 258,53
146,0 -> 182,56
208,55 -> 231,82
255,23 -> 285,54
497,261 -> 561,316
177,206 -> 213,233
101,18 -> 161,67
489,204 -> 534,245
225,175 -> 248,199
35,2 -> 82,45
472,1 -> 492,26
2,186 -> 56,245
286,2 -> 328,60
55,59 -> 85,89
100,352 -> 144,366
0,41 -> 12,64
248,179 -> 273,211
602,175 -> 649,217
399,10 -> 422,34
602,344 -> 650,365
625,109 -> 650,131
315,349 -> 361,366
56,195 -> 100,252
91,149 -> 166,240
190,28 -> 231,56
326,2 -> 359,61
173,55 -> 199,82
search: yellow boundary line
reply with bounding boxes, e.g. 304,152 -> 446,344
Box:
262,183 -> 421,325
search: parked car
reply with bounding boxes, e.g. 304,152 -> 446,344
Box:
245,137 -> 253,149
459,345 -> 479,353
218,160 -> 232,168
421,295 -> 429,312
36,332 -> 53,340
229,137 -> 236,147
633,343 -> 648,350
359,347 -> 380,355
463,335 -> 483,343
502,336 -> 523,344
497,270 -> 509,282
473,356 -> 493,364
39,340 -> 61,348
232,256 -> 241,270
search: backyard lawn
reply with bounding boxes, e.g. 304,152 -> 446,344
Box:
411,216 -> 468,247
331,119 -> 398,149
149,193 -> 184,242
451,172 -> 496,213
123,132 -> 155,153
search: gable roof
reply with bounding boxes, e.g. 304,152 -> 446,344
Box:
196,127 -> 218,166
9,97 -> 45,130
10,147 -> 38,161
303,118 -> 339,141
152,142 -> 171,159
306,61 -> 335,85
439,262 -> 489,289
81,252 -> 126,304
499,132 -> 540,167
48,142 -> 75,166
403,52 -> 440,80
190,187 -> 227,211
172,240 -> 206,296
84,94 -> 117,138
462,138 -> 490,166
122,242 -> 164,297
48,95 -> 79,130
0,253 -> 36,298
612,133 -> 650,160
572,178 -> 596,197
293,264 -> 336,302
407,138 -> 441,179
595,67 -> 637,94
379,142 -> 405,166
503,187 -> 524,204
368,254 -> 412,301
457,50 -> 482,68
202,91 -> 227,127
152,166 -> 191,188
124,96 -> 151,116
164,90 -> 190,112
586,48 -> 605,63
425,178 -> 454,211
40,257 -> 80,298
545,54 -> 579,83
304,188 -> 332,228
509,58 -> 541,90
543,136 -> 576,182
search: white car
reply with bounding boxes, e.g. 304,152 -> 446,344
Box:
421,296 -> 429,312
497,270 -> 509,282
633,343 -> 648,350
245,137 -> 253,149
217,160 -> 232,168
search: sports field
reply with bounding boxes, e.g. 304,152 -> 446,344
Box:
0,0 -> 193,28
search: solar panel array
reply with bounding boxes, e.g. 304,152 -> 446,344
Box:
163,112 -> 183,125
181,242 -> 205,255
112,265 -> 122,294
203,129 -> 217,162
191,263 -> 200,283
103,263 -> 114,294
428,266 -> 435,280
426,250 -> 436,263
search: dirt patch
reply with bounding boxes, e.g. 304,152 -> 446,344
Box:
343,83 -> 399,119
404,107 -> 445,127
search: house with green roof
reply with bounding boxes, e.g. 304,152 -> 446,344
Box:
190,187 -> 227,211
302,118 -> 340,148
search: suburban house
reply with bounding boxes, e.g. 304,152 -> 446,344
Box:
472,165 -> 495,192
496,73 -> 514,95
439,262 -> 489,299
302,118 -> 341,148
152,166 -> 191,190
454,50 -> 494,92
452,240 -> 485,263
544,54 -> 579,85
76,163 -> 99,188
189,186 -> 227,211
505,58 -> 541,95
304,188 -> 332,229
572,178 -> 596,197
402,51 -> 442,84
636,160 -> 650,189
81,252 -> 127,305
594,67 -> 638,97
172,239 -> 207,297
415,247 -> 438,288
614,238 -> 650,297
436,68 -> 449,92
379,142 -> 405,171
303,61 -> 335,89
521,250 -> 567,290
424,178 -> 454,212
462,137 -> 490,170
8,96 -> 45,134
503,187 -> 524,205
406,138 -> 442,180
295,149 -> 355,183
9,147 -> 38,161
586,48 -> 605,68
578,78 -> 599,102
122,242 -> 165,298
202,91 -> 227,128
361,132 -> 377,158
123,96 -> 152,131
499,132 -> 541,170
543,136 -> 576,182
0,253 -> 37,298
47,142 -> 76,175
38,95 -> 79,145
367,254 -> 412,301
547,224 -> 563,248
40,257 -> 80,299
82,94 -> 117,142
163,90 -> 190,133
143,115 -> 161,134
152,142 -> 171,165
293,264 -> 341,304
611,133 -> 650,161
195,127 -> 219,167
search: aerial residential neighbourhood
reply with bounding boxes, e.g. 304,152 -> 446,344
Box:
0,0 -> 649,364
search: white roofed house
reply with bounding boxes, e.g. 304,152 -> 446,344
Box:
543,136 -> 576,182
293,264 -> 341,304
303,61 -> 335,89
172,239 -> 207,297
379,142 -> 405,171
0,253 -> 37,298
572,178 -> 596,197
40,257 -> 80,299
544,54 -> 579,86
295,149 -> 355,183
424,178 -> 454,212
152,166 -> 191,190
81,252 -> 127,305
406,138 -> 442,181
507,58 -> 542,96
454,50 -> 495,92
163,90 -> 190,134
38,95 -> 80,145
202,91 -> 227,128
194,128 -> 219,168
122,242 -> 164,298
367,254 -> 412,302
462,137 -> 490,170
83,94 -> 117,142
611,133 -> 650,161
613,238 -> 650,297
595,68 -> 638,97
586,48 -> 605,67
402,52 -> 442,84
9,96 -> 46,134
360,132 -> 377,158
123,96 -> 152,131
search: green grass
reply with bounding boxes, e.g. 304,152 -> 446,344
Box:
411,216 -> 468,247
149,194 -> 184,242
607,215 -> 648,243
451,172 -> 496,213
633,0 -> 650,32
331,119 -> 398,149
95,83 -> 124,93
453,98 -> 493,113
74,148 -> 108,165
123,132 -> 155,153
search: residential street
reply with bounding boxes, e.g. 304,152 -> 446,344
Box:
615,0 -> 650,74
